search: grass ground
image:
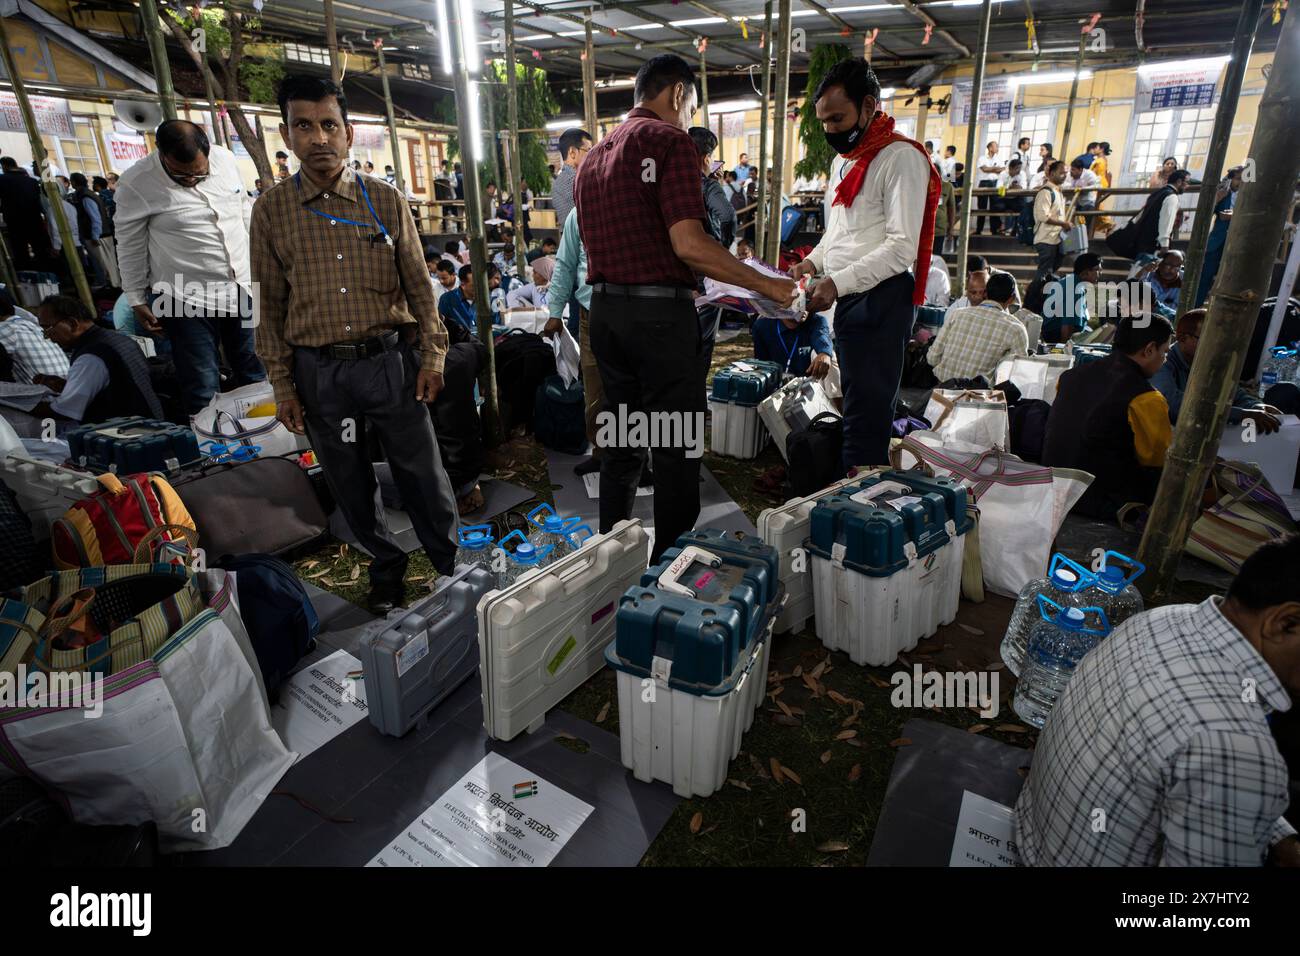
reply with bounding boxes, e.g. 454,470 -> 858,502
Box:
293,332 -> 1219,866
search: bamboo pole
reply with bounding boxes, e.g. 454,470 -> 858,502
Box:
954,0 -> 994,299
505,0 -> 528,277
763,0 -> 791,266
447,0 -> 500,444
375,43 -> 406,195
1178,0 -> 1264,316
137,0 -> 177,121
1136,0 -> 1300,602
583,13 -> 598,142
1060,31 -> 1086,163
0,15 -> 93,311
484,81 -> 502,189
201,66 -> 223,146
324,0 -> 341,87
0,231 -> 19,297
755,0 -> 773,256
699,42 -> 709,130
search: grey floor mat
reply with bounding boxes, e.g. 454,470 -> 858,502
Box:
866,718 -> 1031,866
189,586 -> 680,866
544,448 -> 756,539
330,475 -> 536,556
190,679 -> 680,867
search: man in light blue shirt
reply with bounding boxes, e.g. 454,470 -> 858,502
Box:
1141,250 -> 1183,317
544,207 -> 598,475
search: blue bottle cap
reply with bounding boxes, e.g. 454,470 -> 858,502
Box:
1058,607 -> 1087,629
1050,567 -> 1081,589
543,515 -> 565,532
1097,566 -> 1125,591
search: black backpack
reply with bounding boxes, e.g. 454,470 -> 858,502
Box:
215,553 -> 319,701
1016,193 -> 1038,246
533,374 -> 587,455
785,413 -> 844,498
903,338 -> 938,388
493,330 -> 556,435
1009,398 -> 1052,463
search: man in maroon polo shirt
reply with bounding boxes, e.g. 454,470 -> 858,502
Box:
576,54 -> 795,562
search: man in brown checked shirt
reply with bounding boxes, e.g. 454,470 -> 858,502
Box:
251,75 -> 458,613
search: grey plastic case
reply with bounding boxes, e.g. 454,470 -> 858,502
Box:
359,564 -> 496,737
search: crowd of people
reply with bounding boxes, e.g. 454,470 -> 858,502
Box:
0,53 -> 1295,868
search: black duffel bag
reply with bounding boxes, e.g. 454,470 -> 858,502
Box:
785,412 -> 844,498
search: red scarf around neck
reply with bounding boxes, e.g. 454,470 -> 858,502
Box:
832,110 -> 942,306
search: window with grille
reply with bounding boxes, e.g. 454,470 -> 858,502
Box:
1016,110 -> 1055,161
977,119 -> 1015,166
284,43 -> 331,66
43,117 -> 104,177
1130,109 -> 1175,180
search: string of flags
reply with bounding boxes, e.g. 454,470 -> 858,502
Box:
1274,0 -> 1288,24
922,23 -> 933,46
1025,17 -> 1037,51
1081,12 -> 1102,34
739,18 -> 749,40
863,28 -> 879,55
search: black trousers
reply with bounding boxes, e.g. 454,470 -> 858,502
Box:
833,271 -> 916,472
429,339 -> 486,494
293,338 -> 459,585
976,178 -> 999,234
589,291 -> 705,564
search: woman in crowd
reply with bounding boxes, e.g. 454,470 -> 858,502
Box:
1091,141 -> 1114,235
1148,156 -> 1185,237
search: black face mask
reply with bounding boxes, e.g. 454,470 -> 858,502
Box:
825,111 -> 869,156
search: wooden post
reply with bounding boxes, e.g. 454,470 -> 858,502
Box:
1136,0 -> 1300,601
916,95 -> 929,150
137,0 -> 177,121
447,0 -> 500,443
505,0 -> 529,277
324,0 -> 341,87
954,0 -> 994,299
763,0 -> 791,266
201,66 -> 223,146
0,15 -> 93,311
484,79 -> 502,189
583,13 -> 598,142
1178,0 -> 1264,316
755,0 -> 773,256
1060,31 -> 1086,162
375,43 -> 406,195
0,231 -> 19,297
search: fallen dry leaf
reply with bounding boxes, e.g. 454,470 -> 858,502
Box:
810,659 -> 827,679
338,544 -> 349,557
801,673 -> 820,694
844,737 -> 865,748
792,665 -> 803,677
968,723 -> 989,734
888,737 -> 913,748
318,578 -> 337,587
866,674 -> 891,689
827,690 -> 851,706
689,812 -> 702,834
771,714 -> 802,728
957,623 -> 985,635
897,653 -> 912,667
306,568 -> 330,579
995,724 -> 1030,734
769,757 -> 785,784
787,705 -> 806,717
768,684 -> 785,699
816,840 -> 851,853
301,560 -> 320,570
777,700 -> 794,719
554,731 -> 577,741
820,750 -> 832,765
749,754 -> 769,779
349,566 -> 361,581
780,764 -> 802,785
835,729 -> 858,741
596,701 -> 610,723
847,763 -> 861,782
728,778 -> 751,791
840,713 -> 859,729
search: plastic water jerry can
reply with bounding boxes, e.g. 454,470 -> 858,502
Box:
526,503 -> 593,566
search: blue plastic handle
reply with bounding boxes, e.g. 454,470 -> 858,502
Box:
1036,593 -> 1064,622
458,523 -> 493,545
499,529 -> 529,550
1076,605 -> 1112,637
1099,550 -> 1145,588
1048,553 -> 1096,592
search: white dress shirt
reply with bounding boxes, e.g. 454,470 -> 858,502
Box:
805,143 -> 932,298
925,259 -> 951,307
1157,191 -> 1181,247
997,169 -> 1028,191
113,144 -> 252,311
940,156 -> 957,183
1067,167 -> 1100,204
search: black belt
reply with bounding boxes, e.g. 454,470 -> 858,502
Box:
318,329 -> 400,360
593,282 -> 695,301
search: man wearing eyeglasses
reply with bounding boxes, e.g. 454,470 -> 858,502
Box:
113,119 -> 265,414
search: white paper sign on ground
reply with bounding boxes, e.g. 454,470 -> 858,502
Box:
583,471 -> 652,499
949,790 -> 1023,867
271,649 -> 368,760
367,753 -> 594,867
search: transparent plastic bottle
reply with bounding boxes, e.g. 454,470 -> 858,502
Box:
496,530 -> 554,588
1013,598 -> 1111,730
1000,554 -> 1096,677
454,524 -> 498,582
1084,550 -> 1145,631
1259,347 -> 1298,388
526,503 -> 593,567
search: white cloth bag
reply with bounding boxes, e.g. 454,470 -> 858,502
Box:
894,433 -> 1092,598
551,324 -> 581,388
923,389 -> 1010,450
191,381 -> 307,459
993,355 -> 1074,403
0,607 -> 295,851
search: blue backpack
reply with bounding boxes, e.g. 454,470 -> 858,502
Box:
216,553 -> 319,700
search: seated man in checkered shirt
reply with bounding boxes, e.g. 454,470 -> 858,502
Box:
1015,534 -> 1300,866
926,271 -> 1028,383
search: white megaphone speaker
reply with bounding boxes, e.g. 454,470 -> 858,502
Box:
113,99 -> 165,133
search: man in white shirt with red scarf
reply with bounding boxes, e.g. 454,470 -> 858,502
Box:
792,58 -> 939,472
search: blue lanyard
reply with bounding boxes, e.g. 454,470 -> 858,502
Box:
295,172 -> 391,243
775,324 -> 801,372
